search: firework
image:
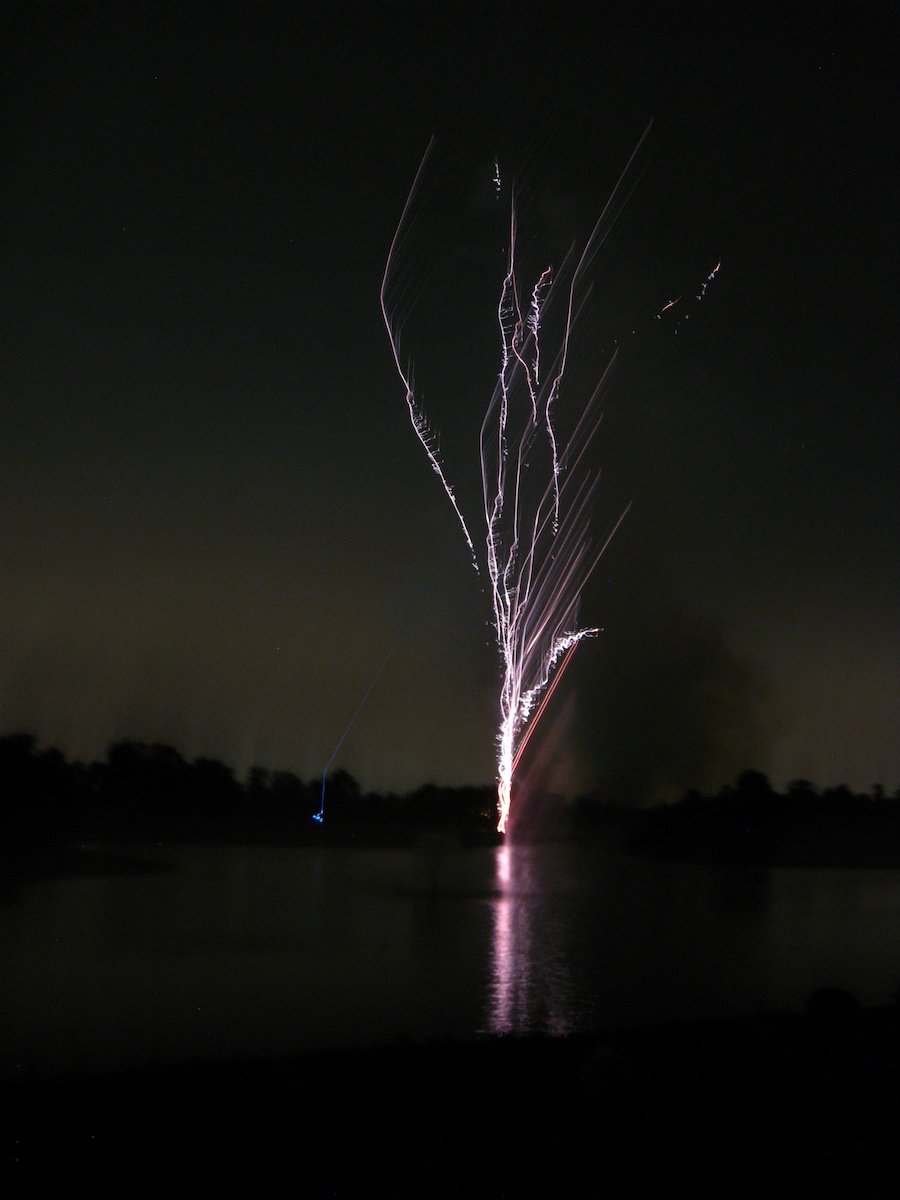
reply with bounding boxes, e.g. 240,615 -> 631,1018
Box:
382,132 -> 651,830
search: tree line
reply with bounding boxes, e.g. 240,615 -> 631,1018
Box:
624,769 -> 900,866
0,733 -> 498,849
3,734 -> 897,859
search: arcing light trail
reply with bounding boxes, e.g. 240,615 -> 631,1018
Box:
314,648 -> 393,823
381,131 -> 652,833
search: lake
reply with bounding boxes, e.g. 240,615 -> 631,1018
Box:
4,838 -> 900,1075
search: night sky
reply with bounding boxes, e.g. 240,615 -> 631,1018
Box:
2,2 -> 897,803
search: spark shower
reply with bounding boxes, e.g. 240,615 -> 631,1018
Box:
381,132 -> 650,832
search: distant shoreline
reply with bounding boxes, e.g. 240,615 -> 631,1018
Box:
7,816 -> 900,899
3,732 -> 899,877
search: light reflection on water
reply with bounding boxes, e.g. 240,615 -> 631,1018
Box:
2,839 -> 900,1075
488,843 -> 575,1038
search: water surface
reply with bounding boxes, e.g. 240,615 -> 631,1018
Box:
3,839 -> 900,1074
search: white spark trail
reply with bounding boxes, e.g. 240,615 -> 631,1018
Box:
382,126 -> 650,831
381,139 -> 479,570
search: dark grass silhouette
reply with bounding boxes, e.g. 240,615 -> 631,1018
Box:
7,990 -> 900,1196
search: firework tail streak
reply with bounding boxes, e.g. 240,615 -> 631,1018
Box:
381,130 -> 650,831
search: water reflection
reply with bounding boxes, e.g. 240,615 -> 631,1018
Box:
488,843 -> 574,1036
4,842 -> 900,1075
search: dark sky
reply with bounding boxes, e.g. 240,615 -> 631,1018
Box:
2,1 -> 897,801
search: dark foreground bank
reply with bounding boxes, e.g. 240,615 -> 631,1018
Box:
6,990 -> 900,1197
